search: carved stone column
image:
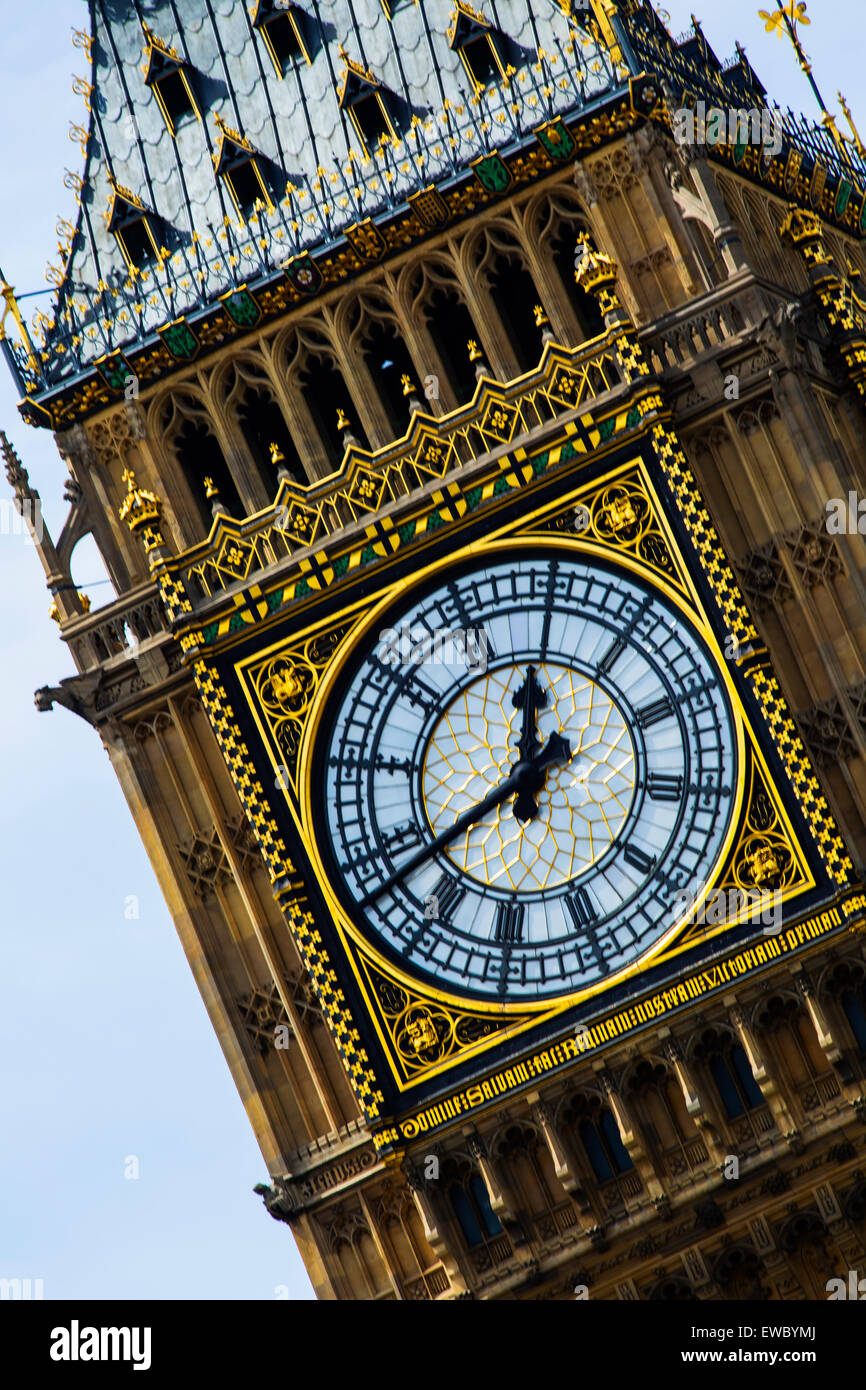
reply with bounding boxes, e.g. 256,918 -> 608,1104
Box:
727,997 -> 799,1141
405,1164 -> 468,1296
528,1095 -> 579,1193
467,1132 -> 515,1220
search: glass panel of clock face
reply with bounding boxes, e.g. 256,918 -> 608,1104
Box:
319,551 -> 738,1002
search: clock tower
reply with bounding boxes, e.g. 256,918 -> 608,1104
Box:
6,0 -> 866,1299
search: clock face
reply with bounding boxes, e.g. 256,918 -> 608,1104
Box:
314,549 -> 739,1002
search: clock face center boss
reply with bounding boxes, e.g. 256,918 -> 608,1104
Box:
313,549 -> 739,1002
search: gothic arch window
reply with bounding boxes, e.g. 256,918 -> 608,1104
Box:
648,1275 -> 696,1301
406,262 -> 483,407
625,1056 -> 706,1178
448,1175 -> 502,1247
778,1210 -> 835,1299
712,1246 -> 769,1300
582,1111 -> 631,1181
560,1091 -> 633,1184
322,1208 -> 389,1299
375,1191 -> 445,1298
692,1026 -> 765,1117
533,191 -> 605,343
821,960 -> 866,1056
471,225 -> 548,375
220,360 -> 306,492
753,992 -> 827,1088
239,386 -> 303,487
842,990 -> 866,1054
491,1123 -> 572,1237
442,1158 -> 503,1251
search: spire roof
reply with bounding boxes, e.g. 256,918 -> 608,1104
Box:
5,0 -> 865,428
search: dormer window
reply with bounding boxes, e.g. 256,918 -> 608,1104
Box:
337,48 -> 397,156
141,21 -> 200,134
448,3 -> 505,92
250,1 -> 310,75
105,181 -> 160,271
380,0 -> 417,17
213,115 -> 273,218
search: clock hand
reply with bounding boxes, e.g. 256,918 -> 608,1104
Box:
512,664 -> 547,763
510,665 -> 572,822
512,729 -> 572,823
358,766 -> 525,908
359,731 -> 572,907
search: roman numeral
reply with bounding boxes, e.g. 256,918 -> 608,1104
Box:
597,635 -> 626,675
637,696 -> 673,728
623,843 -> 655,875
403,677 -> 439,716
565,886 -> 597,931
428,873 -> 466,922
383,822 -> 423,856
647,772 -> 684,802
494,901 -> 525,944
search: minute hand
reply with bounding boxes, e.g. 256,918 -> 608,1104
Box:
358,732 -> 571,909
358,767 -> 523,909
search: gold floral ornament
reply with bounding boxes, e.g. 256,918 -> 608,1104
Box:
594,482 -> 651,545
260,657 -> 316,716
758,2 -> 809,38
118,468 -> 165,553
735,832 -> 794,894
574,234 -> 621,319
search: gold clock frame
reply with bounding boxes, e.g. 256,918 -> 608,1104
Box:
233,458 -> 817,1091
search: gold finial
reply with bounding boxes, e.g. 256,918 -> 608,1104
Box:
336,407 -> 350,429
204,476 -> 219,499
758,2 -> 853,165
758,1 -> 809,39
838,92 -> 866,158
467,339 -> 482,362
533,304 -> 549,328
269,441 -> 285,466
49,601 -> 60,624
118,467 -> 162,533
0,270 -> 39,374
400,373 -> 414,396
79,593 -> 91,614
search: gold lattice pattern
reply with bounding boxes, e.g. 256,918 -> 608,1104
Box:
194,659 -> 384,1117
651,422 -> 853,888
181,335 -> 623,598
422,663 -> 635,891
362,956 -> 526,1080
287,896 -> 384,1115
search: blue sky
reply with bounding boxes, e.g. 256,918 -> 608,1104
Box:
0,0 -> 862,1300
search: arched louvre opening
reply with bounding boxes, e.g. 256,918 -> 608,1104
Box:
360,318 -> 419,438
236,386 -> 304,490
447,1174 -> 502,1248
485,252 -> 545,374
297,354 -> 366,464
424,286 -> 481,404
173,417 -> 243,528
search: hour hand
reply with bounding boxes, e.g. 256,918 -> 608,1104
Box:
512,730 -> 572,824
